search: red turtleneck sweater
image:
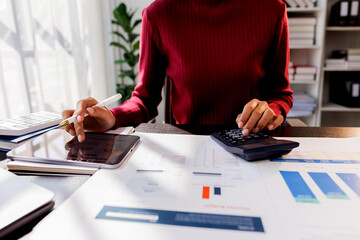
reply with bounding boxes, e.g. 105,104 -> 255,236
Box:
110,0 -> 293,127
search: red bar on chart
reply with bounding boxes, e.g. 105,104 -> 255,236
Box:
202,186 -> 210,199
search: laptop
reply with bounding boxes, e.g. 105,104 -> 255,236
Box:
0,168 -> 54,238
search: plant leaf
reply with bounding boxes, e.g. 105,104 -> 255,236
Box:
128,33 -> 139,43
111,20 -> 120,25
128,10 -> 136,22
123,52 -> 136,67
113,4 -> 131,32
110,42 -> 130,53
134,54 -> 139,63
119,70 -> 136,80
133,41 -> 139,51
111,31 -> 128,42
131,19 -> 142,30
114,59 -> 127,64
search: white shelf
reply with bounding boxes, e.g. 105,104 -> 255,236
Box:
286,0 -> 326,126
290,45 -> 320,49
326,26 -> 360,31
316,0 -> 360,126
287,7 -> 324,12
324,67 -> 360,71
290,81 -> 317,84
321,103 -> 360,112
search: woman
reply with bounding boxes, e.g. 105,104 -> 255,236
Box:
63,0 -> 293,142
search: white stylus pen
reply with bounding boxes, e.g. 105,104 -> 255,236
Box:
59,93 -> 122,127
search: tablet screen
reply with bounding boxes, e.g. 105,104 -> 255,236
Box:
8,129 -> 140,167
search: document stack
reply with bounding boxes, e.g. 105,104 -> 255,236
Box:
0,112 -> 63,151
289,63 -> 316,83
283,0 -> 317,8
289,61 -> 295,80
325,58 -> 347,68
325,49 -> 348,69
348,49 -> 360,68
288,17 -> 316,47
325,49 -> 360,69
288,92 -> 316,117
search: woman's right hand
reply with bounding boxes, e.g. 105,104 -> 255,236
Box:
62,97 -> 116,142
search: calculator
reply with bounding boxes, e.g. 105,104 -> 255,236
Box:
0,111 -> 62,136
210,129 -> 299,161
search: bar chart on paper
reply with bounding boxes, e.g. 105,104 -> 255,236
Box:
201,186 -> 222,199
271,150 -> 360,164
308,172 -> 348,200
336,173 -> 360,197
280,171 -> 319,203
280,170 -> 360,203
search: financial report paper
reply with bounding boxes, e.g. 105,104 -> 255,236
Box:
25,133 -> 360,240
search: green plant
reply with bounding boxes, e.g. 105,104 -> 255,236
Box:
111,3 -> 142,102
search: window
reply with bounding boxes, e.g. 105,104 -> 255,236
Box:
0,0 -> 112,119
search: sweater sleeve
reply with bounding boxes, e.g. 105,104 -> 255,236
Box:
110,9 -> 167,128
260,3 -> 293,119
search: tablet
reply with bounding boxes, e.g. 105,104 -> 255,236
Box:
7,129 -> 140,169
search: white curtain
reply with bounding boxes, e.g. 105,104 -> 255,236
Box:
0,0 -> 114,119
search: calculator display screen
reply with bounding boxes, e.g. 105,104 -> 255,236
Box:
8,129 -> 140,168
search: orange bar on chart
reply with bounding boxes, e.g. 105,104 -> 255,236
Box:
202,186 -> 210,199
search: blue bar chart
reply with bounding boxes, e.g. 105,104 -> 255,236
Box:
337,173 -> 360,197
280,171 -> 319,203
308,172 -> 348,199
271,159 -> 360,164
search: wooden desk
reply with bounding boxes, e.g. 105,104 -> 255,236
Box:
136,123 -> 360,138
1,123 -> 360,238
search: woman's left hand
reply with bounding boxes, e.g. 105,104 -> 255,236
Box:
235,99 -> 284,136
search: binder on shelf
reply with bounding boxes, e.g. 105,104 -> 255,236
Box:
349,1 -> 360,26
329,1 -> 348,26
330,72 -> 360,107
329,1 -> 360,26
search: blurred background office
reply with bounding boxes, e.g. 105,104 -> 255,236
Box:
1,0 -> 360,126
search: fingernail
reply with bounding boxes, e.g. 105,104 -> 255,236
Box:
78,134 -> 82,142
269,125 -> 274,130
77,115 -> 82,122
238,121 -> 244,128
69,129 -> 75,136
87,108 -> 95,114
242,129 -> 249,136
254,127 -> 259,133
